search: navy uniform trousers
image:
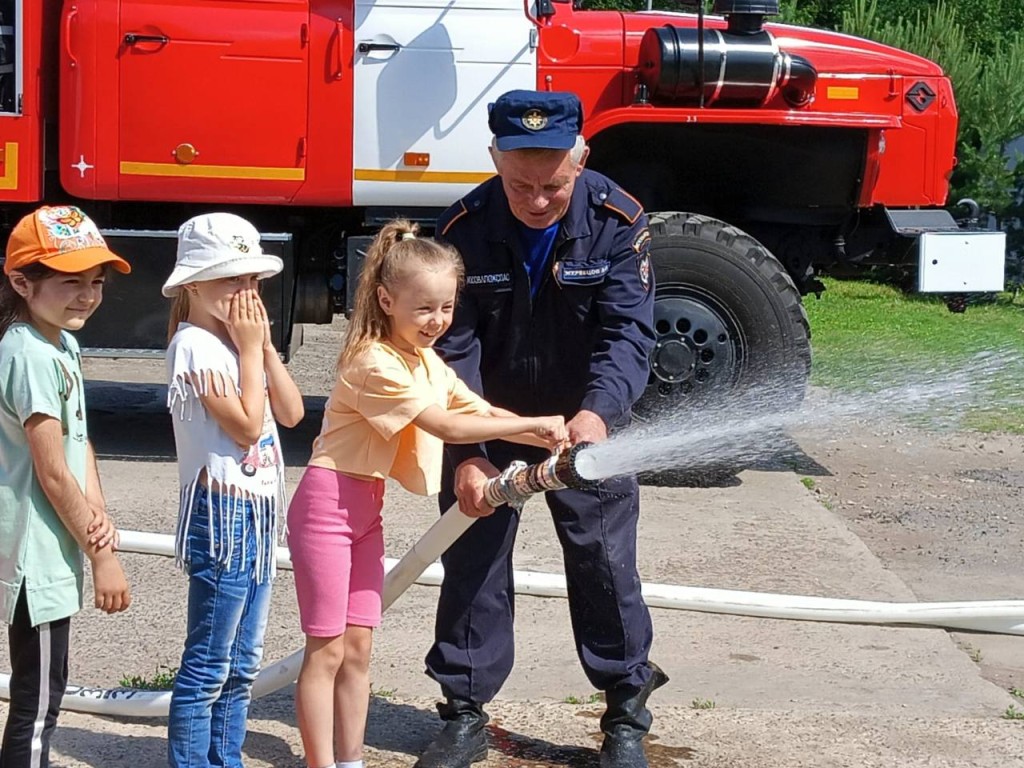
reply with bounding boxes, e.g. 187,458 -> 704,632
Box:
425,442 -> 655,704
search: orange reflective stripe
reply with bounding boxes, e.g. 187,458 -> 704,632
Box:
440,202 -> 469,237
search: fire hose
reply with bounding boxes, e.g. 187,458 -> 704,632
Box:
0,446 -> 594,717
3,443 -> 1024,717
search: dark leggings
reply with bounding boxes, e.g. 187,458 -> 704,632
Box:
1,588 -> 70,768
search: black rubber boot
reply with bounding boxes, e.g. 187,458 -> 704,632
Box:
413,698 -> 489,768
598,662 -> 670,768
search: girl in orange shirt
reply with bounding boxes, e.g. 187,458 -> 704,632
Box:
287,219 -> 567,768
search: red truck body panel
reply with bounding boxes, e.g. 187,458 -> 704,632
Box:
542,11 -> 955,209
1,2 -> 958,213
0,0 -> 60,204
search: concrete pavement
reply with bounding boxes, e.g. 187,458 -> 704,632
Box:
1,387 -> 1021,766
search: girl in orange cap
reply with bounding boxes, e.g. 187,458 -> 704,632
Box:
0,205 -> 133,768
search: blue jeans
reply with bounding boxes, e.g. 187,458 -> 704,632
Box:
168,489 -> 273,768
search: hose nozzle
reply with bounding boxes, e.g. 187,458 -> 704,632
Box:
482,442 -> 596,510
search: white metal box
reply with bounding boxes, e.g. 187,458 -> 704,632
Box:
918,231 -> 1006,293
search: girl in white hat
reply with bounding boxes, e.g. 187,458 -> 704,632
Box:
162,212 -> 304,768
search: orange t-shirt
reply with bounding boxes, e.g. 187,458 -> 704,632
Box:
308,341 -> 490,495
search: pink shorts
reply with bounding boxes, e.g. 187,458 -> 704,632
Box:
287,466 -> 385,636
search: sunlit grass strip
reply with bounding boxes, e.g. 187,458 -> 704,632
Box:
804,278 -> 1024,433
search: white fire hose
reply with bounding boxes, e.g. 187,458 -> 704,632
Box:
3,448 -> 1024,717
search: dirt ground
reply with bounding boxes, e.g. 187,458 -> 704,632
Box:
2,318 -> 1023,767
795,426 -> 1024,693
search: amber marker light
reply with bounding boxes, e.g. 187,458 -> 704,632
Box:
403,152 -> 430,167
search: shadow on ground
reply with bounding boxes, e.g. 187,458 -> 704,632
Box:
52,693 -> 696,767
55,728 -> 167,767
85,381 -> 325,465
85,381 -> 831,492
639,430 -> 832,489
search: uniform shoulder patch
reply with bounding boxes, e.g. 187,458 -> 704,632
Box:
632,228 -> 651,253
438,200 -> 470,238
637,251 -> 652,293
438,184 -> 490,237
602,187 -> 644,225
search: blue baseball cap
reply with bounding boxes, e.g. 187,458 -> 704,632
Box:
488,90 -> 583,151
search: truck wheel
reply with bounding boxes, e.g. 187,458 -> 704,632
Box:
637,212 -> 811,483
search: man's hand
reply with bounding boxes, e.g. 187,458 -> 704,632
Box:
454,458 -> 500,517
567,410 -> 607,445
90,551 -> 131,614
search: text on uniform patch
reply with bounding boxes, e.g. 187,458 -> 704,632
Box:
466,272 -> 512,286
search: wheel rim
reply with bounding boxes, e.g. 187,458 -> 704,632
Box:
649,284 -> 742,400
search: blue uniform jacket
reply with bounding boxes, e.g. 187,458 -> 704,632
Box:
435,168 -> 656,467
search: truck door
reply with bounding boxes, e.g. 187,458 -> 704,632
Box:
117,0 -> 310,202
0,0 -> 44,203
352,0 -> 536,207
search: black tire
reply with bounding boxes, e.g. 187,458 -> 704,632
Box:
636,212 -> 811,484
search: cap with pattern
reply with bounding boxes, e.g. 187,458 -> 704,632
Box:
4,206 -> 130,275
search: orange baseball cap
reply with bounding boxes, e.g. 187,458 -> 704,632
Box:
4,205 -> 131,275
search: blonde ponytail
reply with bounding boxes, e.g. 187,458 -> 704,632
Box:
339,219 -> 464,369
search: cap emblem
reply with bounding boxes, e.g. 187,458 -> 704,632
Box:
38,206 -> 106,253
521,108 -> 548,131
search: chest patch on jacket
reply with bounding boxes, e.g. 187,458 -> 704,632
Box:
554,260 -> 610,285
466,272 -> 512,288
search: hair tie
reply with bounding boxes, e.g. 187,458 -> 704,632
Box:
401,232 -> 416,241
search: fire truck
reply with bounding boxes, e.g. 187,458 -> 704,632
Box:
0,0 -> 1006,409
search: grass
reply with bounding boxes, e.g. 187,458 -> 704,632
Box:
958,642 -> 984,664
564,692 -> 602,705
804,278 -> 1024,433
1003,704 -> 1024,721
120,665 -> 177,691
690,697 -> 716,710
800,476 -> 835,510
1010,687 -> 1024,700
371,685 -> 397,699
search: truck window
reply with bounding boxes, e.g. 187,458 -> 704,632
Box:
0,0 -> 17,114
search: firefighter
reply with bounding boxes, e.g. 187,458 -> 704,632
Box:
418,90 -> 668,768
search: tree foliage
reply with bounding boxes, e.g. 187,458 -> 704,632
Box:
842,0 -> 1024,294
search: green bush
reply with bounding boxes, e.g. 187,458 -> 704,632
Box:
841,0 -> 1024,283
842,0 -> 1024,213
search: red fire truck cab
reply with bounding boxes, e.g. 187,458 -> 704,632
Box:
0,0 -> 1006,409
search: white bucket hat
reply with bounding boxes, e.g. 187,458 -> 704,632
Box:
161,213 -> 284,297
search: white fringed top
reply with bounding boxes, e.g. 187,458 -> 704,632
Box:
166,323 -> 284,582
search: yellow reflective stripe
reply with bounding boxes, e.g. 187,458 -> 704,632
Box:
0,142 -> 19,190
120,161 -> 304,181
354,169 -> 494,184
827,86 -> 860,100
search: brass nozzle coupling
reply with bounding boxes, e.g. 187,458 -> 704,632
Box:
482,442 -> 596,511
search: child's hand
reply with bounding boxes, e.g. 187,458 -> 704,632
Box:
531,416 -> 568,450
87,506 -> 117,550
91,552 -> 131,613
226,289 -> 265,353
253,293 -> 275,353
